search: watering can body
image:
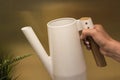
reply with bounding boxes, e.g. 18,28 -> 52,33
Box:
21,18 -> 86,80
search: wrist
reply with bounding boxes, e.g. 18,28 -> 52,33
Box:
108,39 -> 120,55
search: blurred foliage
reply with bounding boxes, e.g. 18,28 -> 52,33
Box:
0,47 -> 32,80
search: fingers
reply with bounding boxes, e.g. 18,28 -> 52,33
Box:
94,24 -> 104,30
80,24 -> 103,40
83,39 -> 91,50
80,28 -> 95,39
80,24 -> 103,50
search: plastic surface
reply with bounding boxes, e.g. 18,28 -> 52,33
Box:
21,17 -> 87,80
47,18 -> 86,80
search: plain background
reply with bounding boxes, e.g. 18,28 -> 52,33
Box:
0,0 -> 120,80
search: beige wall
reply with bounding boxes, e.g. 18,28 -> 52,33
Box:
0,0 -> 120,80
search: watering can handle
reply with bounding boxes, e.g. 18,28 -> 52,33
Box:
80,17 -> 107,67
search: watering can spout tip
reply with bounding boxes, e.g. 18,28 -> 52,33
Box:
21,26 -> 32,31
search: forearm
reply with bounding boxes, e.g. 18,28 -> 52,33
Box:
106,39 -> 120,62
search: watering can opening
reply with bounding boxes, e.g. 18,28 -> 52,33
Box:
47,18 -> 76,28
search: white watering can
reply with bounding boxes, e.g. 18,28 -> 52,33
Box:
21,17 -> 106,80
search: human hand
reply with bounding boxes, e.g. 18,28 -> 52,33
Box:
81,24 -> 112,49
81,24 -> 120,62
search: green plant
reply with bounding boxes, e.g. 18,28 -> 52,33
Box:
0,48 -> 31,80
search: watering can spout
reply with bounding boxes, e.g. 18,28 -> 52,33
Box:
21,26 -> 53,78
